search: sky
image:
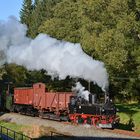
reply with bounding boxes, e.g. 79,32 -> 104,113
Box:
0,0 -> 23,21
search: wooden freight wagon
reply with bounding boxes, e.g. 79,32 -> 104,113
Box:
13,83 -> 74,120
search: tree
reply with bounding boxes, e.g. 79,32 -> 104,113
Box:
38,0 -> 140,102
77,0 -> 140,102
39,0 -> 82,42
28,0 -> 42,37
2,64 -> 28,87
20,0 -> 33,36
29,0 -> 62,38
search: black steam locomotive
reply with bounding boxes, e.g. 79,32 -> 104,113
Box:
68,93 -> 119,129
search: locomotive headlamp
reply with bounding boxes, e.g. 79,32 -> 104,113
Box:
102,109 -> 105,112
79,106 -> 81,109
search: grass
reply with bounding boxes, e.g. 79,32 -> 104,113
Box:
116,103 -> 140,134
0,121 -> 31,140
0,120 -> 58,139
0,121 -> 24,132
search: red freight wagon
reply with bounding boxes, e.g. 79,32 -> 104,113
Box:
13,83 -> 74,120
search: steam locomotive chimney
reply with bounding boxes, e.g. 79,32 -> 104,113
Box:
88,80 -> 90,92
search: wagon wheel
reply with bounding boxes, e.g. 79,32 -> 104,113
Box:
10,105 -> 15,112
39,111 -> 44,119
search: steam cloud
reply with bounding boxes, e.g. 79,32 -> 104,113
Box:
72,82 -> 90,101
0,17 -> 109,91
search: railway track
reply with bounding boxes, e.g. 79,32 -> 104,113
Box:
63,121 -> 140,139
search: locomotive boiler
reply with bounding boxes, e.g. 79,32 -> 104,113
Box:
10,82 -> 119,129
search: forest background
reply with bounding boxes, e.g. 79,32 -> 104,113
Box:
0,0 -> 140,103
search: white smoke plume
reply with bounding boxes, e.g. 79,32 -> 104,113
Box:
0,17 -> 109,91
72,82 -> 90,101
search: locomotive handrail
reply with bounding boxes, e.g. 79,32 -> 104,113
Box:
0,125 -> 32,140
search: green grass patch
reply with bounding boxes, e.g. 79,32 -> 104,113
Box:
0,121 -> 23,132
116,103 -> 140,133
0,121 -> 54,139
0,121 -> 31,140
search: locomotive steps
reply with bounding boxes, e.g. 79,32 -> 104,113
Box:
0,113 -> 140,139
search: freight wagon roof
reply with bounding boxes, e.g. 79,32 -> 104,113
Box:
47,92 -> 74,93
46,92 -> 74,94
14,87 -> 33,89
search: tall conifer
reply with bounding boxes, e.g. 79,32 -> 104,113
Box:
20,0 -> 33,36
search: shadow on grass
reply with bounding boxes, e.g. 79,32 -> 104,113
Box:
33,136 -> 140,140
116,104 -> 139,115
118,122 -> 134,131
116,104 -> 139,131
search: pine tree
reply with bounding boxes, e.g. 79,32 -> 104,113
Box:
29,0 -> 42,37
29,0 -> 62,38
39,0 -> 81,42
20,0 -> 33,36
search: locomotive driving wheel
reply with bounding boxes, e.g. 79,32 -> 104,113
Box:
86,117 -> 92,125
77,116 -> 84,124
91,117 -> 100,128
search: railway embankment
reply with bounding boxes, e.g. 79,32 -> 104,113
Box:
0,113 -> 140,139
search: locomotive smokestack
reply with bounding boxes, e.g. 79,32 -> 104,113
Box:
0,17 -> 109,91
88,80 -> 91,92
